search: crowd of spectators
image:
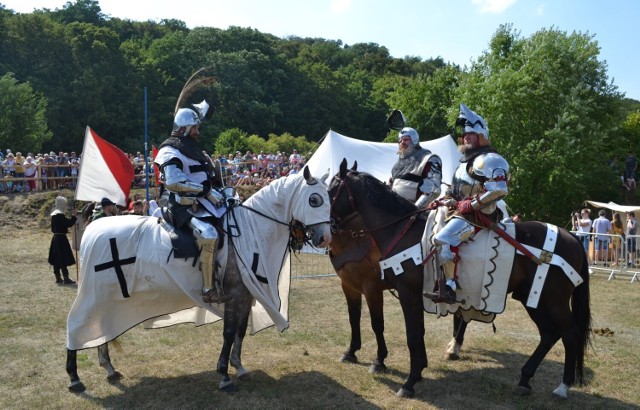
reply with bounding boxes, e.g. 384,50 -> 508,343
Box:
0,149 -> 79,193
0,146 -> 309,194
210,149 -> 309,188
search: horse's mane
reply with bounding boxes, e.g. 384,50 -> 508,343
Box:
351,171 -> 417,216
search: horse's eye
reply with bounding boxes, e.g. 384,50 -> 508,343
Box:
309,193 -> 323,208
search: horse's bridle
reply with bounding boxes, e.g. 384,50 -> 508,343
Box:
236,202 -> 328,251
329,172 -> 423,259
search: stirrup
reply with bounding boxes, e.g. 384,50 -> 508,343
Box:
202,288 -> 232,305
423,285 -> 458,304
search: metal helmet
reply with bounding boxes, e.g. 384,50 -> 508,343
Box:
456,103 -> 489,141
398,127 -> 419,145
172,100 -> 211,137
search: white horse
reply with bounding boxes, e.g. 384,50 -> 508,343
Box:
66,167 -> 332,393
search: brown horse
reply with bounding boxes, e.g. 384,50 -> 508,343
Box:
328,159 -> 591,399
329,211 -> 388,371
328,160 -> 429,397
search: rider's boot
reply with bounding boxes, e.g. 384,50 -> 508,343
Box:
424,263 -> 458,304
195,226 -> 230,305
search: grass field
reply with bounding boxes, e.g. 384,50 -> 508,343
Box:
0,195 -> 639,409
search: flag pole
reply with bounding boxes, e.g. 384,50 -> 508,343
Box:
144,86 -> 150,202
72,201 -> 79,281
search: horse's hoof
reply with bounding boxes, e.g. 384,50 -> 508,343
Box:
368,363 -> 387,374
340,353 -> 357,364
68,381 -> 86,393
107,371 -> 123,382
445,352 -> 460,361
395,387 -> 415,398
552,383 -> 569,399
237,371 -> 251,381
219,381 -> 238,393
515,384 -> 532,396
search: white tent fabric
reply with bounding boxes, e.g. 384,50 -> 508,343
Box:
305,130 -> 461,185
585,200 -> 640,213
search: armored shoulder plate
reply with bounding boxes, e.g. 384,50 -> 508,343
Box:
472,153 -> 509,179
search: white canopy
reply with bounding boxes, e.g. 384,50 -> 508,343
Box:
585,200 -> 640,213
305,129 -> 461,184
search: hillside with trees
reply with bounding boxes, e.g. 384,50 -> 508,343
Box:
1,0 -> 639,222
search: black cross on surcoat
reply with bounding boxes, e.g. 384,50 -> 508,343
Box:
94,237 -> 136,298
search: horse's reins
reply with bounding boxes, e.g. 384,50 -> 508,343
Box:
233,202 -> 329,248
330,173 -> 423,259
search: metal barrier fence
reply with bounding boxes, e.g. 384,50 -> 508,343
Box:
571,231 -> 639,283
290,245 -> 336,280
290,231 -> 640,283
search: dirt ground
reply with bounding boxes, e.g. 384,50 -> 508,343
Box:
0,190 -> 63,230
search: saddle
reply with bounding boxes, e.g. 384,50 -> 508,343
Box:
160,206 -> 224,259
422,206 -> 516,323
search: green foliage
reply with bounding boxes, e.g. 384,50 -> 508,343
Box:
245,134 -> 270,155
455,25 -> 624,223
266,132 -> 316,157
0,73 -> 52,152
622,111 -> 640,151
214,128 -> 249,156
0,6 -> 636,225
387,65 -> 462,140
48,0 -> 106,25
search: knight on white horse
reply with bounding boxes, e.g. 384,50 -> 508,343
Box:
154,98 -> 232,304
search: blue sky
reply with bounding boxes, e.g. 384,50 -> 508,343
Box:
2,0 -> 638,100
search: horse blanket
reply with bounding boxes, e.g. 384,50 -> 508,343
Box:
67,211 -> 292,350
421,207 -> 516,323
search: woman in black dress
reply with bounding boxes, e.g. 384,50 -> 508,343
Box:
48,196 -> 78,284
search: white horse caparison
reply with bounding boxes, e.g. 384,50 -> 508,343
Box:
66,167 -> 331,393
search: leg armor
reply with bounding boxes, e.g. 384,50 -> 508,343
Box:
434,216 -> 476,264
426,217 -> 476,304
190,217 -> 228,304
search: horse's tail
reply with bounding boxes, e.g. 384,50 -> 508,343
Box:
572,248 -> 592,385
110,338 -> 124,353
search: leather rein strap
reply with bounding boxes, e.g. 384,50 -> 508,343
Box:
330,174 -> 423,260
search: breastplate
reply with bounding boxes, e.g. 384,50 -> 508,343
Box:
391,148 -> 429,181
452,162 -> 482,200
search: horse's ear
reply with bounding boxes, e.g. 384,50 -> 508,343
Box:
339,158 -> 348,177
321,169 -> 330,183
351,161 -> 358,171
303,166 -> 317,185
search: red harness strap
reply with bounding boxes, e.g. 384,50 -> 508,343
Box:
476,212 -> 542,265
381,214 -> 418,259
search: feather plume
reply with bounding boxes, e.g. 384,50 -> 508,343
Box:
174,67 -> 216,115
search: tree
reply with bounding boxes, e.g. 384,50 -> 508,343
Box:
622,111 -> 640,151
386,65 -> 462,141
0,73 -> 52,152
266,132 -> 316,158
214,128 -> 249,156
48,0 -> 106,26
455,25 -> 624,223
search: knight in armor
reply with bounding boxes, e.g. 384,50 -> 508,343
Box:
154,100 -> 231,304
389,127 -> 442,208
425,104 -> 510,304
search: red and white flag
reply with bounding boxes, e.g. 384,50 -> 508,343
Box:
75,126 -> 134,206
